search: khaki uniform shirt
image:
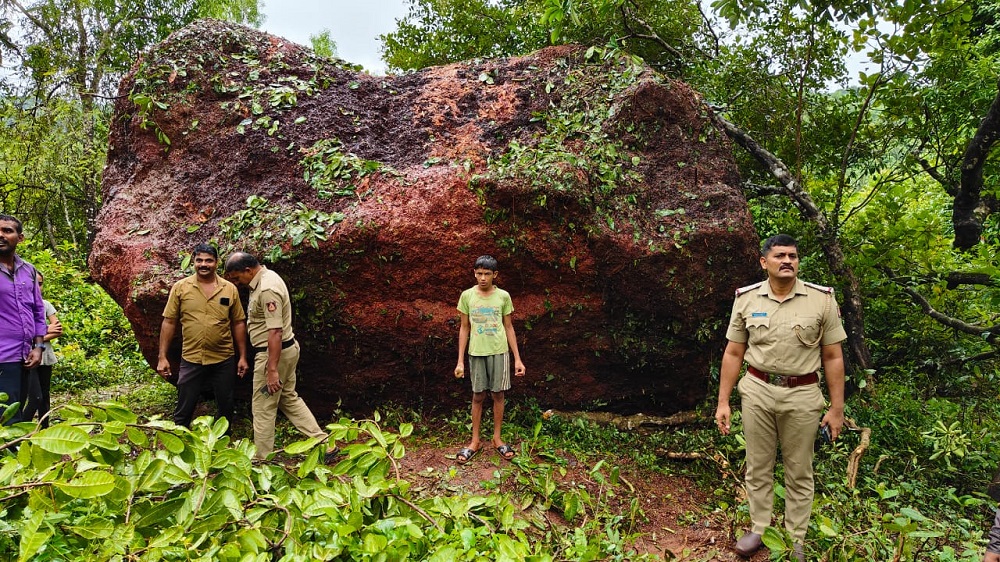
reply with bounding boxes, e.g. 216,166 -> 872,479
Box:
726,278 -> 847,375
247,266 -> 295,348
163,275 -> 245,365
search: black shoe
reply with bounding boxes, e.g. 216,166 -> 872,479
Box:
735,532 -> 762,557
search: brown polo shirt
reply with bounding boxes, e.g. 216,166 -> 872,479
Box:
246,266 -> 295,348
163,274 -> 245,365
726,278 -> 847,375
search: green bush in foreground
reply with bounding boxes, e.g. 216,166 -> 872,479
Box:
0,404 -> 651,562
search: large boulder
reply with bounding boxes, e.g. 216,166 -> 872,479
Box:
90,19 -> 760,416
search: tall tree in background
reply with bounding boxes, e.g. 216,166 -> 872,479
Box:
0,0 -> 261,253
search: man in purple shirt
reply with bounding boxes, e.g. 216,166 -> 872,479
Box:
0,214 -> 46,424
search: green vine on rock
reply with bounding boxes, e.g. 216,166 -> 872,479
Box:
218,194 -> 344,262
300,138 -> 396,199
472,50 -> 647,236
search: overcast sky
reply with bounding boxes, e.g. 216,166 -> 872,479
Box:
258,0 -> 410,74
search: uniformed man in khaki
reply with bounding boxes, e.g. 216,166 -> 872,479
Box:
714,234 -> 847,561
224,252 -> 334,461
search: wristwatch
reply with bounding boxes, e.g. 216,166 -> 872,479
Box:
32,342 -> 47,349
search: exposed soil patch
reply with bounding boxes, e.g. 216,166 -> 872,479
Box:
397,441 -> 769,561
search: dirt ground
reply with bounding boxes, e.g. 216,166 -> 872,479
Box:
396,443 -> 772,562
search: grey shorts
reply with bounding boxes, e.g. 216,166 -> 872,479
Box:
469,353 -> 511,393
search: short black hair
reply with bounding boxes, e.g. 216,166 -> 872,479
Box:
474,255 -> 499,271
761,234 -> 798,256
193,243 -> 218,260
225,251 -> 260,272
0,214 -> 23,233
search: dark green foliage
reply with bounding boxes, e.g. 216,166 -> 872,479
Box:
19,242 -> 151,392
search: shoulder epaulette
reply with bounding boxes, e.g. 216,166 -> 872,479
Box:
735,281 -> 765,296
803,281 -> 834,294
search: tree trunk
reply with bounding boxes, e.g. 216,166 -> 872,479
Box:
955,77 -> 1000,251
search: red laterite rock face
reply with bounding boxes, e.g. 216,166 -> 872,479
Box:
91,19 -> 759,417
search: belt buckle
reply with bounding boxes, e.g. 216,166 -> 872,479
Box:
770,374 -> 790,387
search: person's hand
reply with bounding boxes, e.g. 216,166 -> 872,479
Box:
454,365 -> 464,378
266,367 -> 281,395
984,550 -> 1000,562
715,403 -> 732,435
156,358 -> 171,379
24,347 -> 42,369
514,361 -> 526,377
236,357 -> 249,378
821,408 -> 845,441
47,319 -> 63,337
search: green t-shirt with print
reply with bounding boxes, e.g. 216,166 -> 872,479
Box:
457,286 -> 514,357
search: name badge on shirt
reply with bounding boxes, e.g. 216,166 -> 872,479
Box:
751,312 -> 767,317
220,297 -> 231,306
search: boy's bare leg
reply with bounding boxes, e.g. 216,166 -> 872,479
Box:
467,391 -> 487,451
491,390 -> 514,458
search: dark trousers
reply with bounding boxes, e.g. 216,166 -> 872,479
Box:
0,362 -> 23,425
174,357 -> 236,429
22,365 -> 52,427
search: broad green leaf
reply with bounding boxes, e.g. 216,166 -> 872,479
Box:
157,430 -> 185,454
160,461 -> 194,485
67,517 -> 114,539
899,507 -> 928,522
285,436 -> 321,455
134,497 -> 187,528
99,403 -> 138,424
54,470 -> 116,498
146,526 -> 184,549
297,445 -> 322,478
189,513 -> 230,535
135,458 -> 169,491
29,425 -> 89,454
17,512 -> 49,562
126,426 -> 148,447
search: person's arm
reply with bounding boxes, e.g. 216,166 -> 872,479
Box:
985,508 -> 1000,561
502,313 -> 525,377
715,340 -> 747,435
156,317 -> 177,378
233,319 -> 248,378
264,327 -> 283,394
24,274 -> 46,369
455,312 -> 470,377
44,313 -> 62,342
820,342 -> 846,440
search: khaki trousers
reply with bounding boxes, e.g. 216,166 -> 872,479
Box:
251,342 -> 326,459
738,374 -> 825,542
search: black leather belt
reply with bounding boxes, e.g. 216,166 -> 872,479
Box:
252,338 -> 296,355
747,365 -> 818,388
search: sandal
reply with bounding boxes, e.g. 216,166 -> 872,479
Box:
456,447 -> 480,464
495,443 -> 516,460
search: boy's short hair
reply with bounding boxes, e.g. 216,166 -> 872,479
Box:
474,255 -> 499,271
761,234 -> 798,256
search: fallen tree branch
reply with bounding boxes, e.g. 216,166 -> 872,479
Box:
844,418 -> 871,490
542,409 -> 700,429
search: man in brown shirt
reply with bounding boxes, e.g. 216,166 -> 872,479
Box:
715,234 -> 847,561
158,243 -> 248,429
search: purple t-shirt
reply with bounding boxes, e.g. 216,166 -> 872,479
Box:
0,255 -> 47,363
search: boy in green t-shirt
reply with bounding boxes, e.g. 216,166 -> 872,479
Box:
454,255 -> 525,464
